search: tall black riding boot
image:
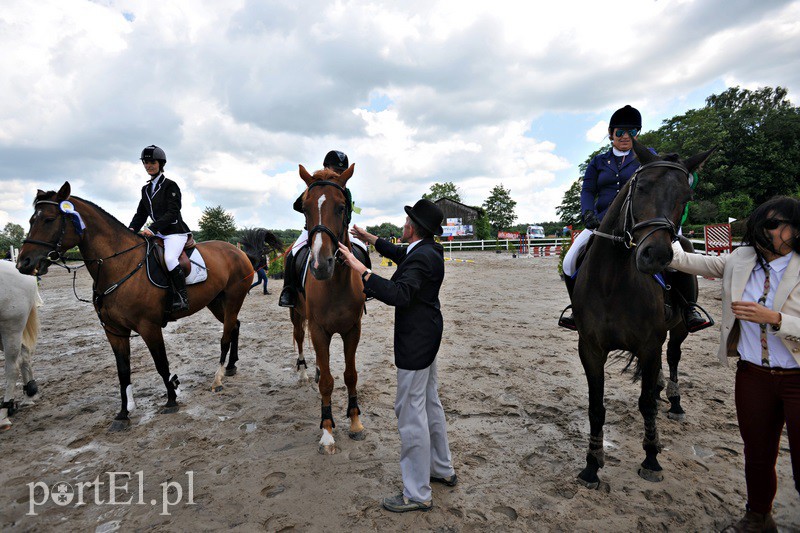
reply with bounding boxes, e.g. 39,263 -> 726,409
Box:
558,274 -> 577,330
278,251 -> 297,308
670,270 -> 714,333
168,266 -> 189,312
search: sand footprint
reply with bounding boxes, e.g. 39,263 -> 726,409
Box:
261,472 -> 287,498
492,505 -> 518,521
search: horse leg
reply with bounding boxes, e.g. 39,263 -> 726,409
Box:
291,307 -> 309,383
1,333 -> 22,430
638,347 -> 665,482
342,324 -> 364,440
225,320 -> 240,377
577,337 -> 608,488
139,325 -> 180,414
19,344 -> 37,398
105,330 -> 135,432
310,325 -> 336,454
666,326 -> 689,421
212,312 -> 240,390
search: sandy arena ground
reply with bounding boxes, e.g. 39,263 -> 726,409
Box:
1,252 -> 799,532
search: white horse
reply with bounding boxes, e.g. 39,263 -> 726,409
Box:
0,260 -> 41,430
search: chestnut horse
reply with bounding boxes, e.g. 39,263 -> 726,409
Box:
291,164 -> 365,454
572,142 -> 714,488
16,182 -> 254,431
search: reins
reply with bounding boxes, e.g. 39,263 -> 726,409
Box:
592,161 -> 689,249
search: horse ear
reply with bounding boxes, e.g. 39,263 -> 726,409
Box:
338,164 -> 355,185
299,165 -> 314,186
632,139 -> 659,165
56,181 -> 71,201
683,147 -> 716,173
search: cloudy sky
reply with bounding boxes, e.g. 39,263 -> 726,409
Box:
1,0 -> 798,233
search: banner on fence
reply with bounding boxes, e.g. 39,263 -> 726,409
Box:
497,231 -> 520,240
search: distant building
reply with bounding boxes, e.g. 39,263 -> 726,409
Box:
434,198 -> 480,239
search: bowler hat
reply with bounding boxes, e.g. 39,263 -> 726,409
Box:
404,199 -> 444,236
323,150 -> 349,172
609,105 -> 642,129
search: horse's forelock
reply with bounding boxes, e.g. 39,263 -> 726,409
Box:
33,190 -> 57,205
311,168 -> 344,185
663,153 -> 679,162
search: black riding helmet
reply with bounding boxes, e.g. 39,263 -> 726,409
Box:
323,150 -> 348,173
609,105 -> 642,130
140,145 -> 167,169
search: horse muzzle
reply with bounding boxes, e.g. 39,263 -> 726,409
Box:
310,253 -> 335,280
635,241 -> 673,275
16,253 -> 48,276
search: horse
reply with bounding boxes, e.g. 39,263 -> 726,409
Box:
16,182 -> 255,431
0,260 -> 41,430
572,141 -> 714,488
290,164 -> 366,454
238,227 -> 284,274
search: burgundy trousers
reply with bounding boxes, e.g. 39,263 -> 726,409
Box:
735,360 -> 800,514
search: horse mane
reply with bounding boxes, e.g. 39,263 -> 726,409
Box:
239,228 -> 285,263
34,189 -> 139,236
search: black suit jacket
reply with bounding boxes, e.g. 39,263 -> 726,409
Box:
363,237 -> 445,370
129,175 -> 191,235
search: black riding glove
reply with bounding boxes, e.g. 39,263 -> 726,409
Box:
583,210 -> 600,230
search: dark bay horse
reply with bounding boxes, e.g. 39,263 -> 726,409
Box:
16,182 -> 254,431
291,164 -> 366,454
572,142 -> 714,487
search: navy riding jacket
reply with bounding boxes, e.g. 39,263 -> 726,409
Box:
580,148 -> 656,221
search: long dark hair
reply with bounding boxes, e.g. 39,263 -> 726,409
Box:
742,196 -> 800,260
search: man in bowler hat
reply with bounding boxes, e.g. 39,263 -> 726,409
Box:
338,199 -> 456,512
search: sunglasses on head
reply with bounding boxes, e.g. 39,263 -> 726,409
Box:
763,218 -> 790,230
614,128 -> 639,138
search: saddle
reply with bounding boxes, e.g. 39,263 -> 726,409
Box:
293,243 -> 371,295
145,236 -> 201,289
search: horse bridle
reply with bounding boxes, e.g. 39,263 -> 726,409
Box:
593,161 -> 689,249
305,180 -> 351,255
23,200 -> 73,262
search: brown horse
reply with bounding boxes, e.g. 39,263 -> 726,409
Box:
16,182 -> 254,431
291,164 -> 366,454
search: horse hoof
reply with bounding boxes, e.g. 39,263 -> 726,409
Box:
225,366 -> 237,377
349,431 -> 366,441
23,380 -> 38,397
108,419 -> 130,432
160,405 -> 180,415
667,411 -> 686,422
318,444 -> 339,455
212,385 -> 224,392
638,467 -> 664,482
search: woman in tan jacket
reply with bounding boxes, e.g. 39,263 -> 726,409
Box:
670,196 -> 800,532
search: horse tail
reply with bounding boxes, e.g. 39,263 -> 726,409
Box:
262,231 -> 285,254
22,301 -> 40,352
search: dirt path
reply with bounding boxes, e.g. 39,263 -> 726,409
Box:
1,253 -> 798,531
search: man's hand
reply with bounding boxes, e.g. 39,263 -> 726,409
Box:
583,210 -> 600,230
337,242 -> 368,277
350,225 -> 377,245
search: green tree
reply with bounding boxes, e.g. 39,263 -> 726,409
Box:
422,182 -> 462,203
482,184 -> 517,234
642,86 -> 800,223
198,206 -> 237,242
0,222 -> 25,256
474,212 -> 492,240
556,179 -> 582,226
366,222 -> 403,239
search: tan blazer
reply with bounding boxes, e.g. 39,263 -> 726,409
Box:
670,243 -> 800,366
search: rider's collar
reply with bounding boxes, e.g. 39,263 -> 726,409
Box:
612,147 -> 631,156
148,172 -> 163,184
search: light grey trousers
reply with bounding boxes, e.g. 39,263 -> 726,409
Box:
395,359 -> 455,502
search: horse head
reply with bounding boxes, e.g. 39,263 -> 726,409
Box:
627,141 -> 714,274
17,182 -> 80,276
299,163 -> 355,280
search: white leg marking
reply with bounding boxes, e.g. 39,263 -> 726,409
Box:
126,384 -> 136,411
319,428 -> 335,447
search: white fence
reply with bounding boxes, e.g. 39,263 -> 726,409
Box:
440,238 -> 716,254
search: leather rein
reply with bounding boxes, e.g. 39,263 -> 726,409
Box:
592,161 -> 689,249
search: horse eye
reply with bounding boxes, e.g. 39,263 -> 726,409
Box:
44,217 -> 56,224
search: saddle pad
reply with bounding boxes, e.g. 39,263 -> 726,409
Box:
185,249 -> 208,285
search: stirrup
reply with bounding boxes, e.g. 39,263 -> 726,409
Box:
279,287 -> 296,308
558,305 -> 577,331
685,303 -> 715,333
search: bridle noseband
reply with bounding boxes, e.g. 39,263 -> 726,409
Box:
305,180 -> 351,256
593,161 -> 689,249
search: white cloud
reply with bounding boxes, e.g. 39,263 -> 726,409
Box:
1,0 -> 799,232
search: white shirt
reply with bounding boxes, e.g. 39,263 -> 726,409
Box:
149,173 -> 163,195
737,252 -> 798,368
406,239 -> 422,254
